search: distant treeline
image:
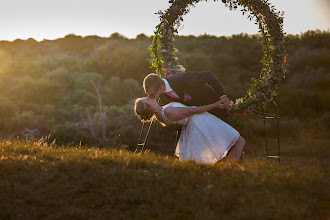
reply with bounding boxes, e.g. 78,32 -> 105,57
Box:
0,30 -> 329,147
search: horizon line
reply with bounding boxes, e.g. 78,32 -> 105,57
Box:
1,29 -> 329,43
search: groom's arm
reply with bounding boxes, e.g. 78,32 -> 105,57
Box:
179,71 -> 226,97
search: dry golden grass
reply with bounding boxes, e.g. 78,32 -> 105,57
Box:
0,138 -> 329,219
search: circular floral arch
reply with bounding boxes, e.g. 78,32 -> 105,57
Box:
149,0 -> 287,115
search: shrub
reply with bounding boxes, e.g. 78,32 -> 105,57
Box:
49,122 -> 99,146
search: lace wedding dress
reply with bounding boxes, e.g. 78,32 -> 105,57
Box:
162,102 -> 240,164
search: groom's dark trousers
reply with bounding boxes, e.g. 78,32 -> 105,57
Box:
159,71 -> 230,123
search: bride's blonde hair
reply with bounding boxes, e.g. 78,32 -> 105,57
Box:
134,98 -> 155,122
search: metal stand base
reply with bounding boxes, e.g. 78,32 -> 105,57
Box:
248,110 -> 280,162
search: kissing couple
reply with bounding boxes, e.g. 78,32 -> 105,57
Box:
134,71 -> 245,164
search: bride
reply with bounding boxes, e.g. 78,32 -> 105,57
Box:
134,97 -> 245,164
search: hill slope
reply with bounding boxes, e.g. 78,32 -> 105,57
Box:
0,139 -> 328,219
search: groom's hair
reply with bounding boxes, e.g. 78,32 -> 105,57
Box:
143,73 -> 164,92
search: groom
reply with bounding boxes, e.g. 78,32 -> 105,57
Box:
143,71 -> 230,122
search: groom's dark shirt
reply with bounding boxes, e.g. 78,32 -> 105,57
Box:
159,71 -> 230,122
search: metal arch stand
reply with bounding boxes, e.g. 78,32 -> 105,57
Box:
134,118 -> 155,154
248,96 -> 281,162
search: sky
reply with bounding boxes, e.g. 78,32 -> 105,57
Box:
0,0 -> 329,41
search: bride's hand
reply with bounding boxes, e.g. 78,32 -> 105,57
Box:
215,100 -> 229,109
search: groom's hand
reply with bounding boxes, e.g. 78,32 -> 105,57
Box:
220,95 -> 229,102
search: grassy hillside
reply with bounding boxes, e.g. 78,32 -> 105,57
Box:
0,139 -> 328,219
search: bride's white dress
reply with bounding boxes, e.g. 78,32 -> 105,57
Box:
162,102 -> 240,164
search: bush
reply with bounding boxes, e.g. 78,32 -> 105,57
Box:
49,122 -> 99,146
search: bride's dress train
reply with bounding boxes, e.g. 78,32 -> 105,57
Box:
162,102 -> 240,164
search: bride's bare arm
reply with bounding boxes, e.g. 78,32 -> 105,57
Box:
164,100 -> 228,121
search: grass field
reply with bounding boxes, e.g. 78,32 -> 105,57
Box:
0,137 -> 329,220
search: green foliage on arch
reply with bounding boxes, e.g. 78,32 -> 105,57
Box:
149,0 -> 288,114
